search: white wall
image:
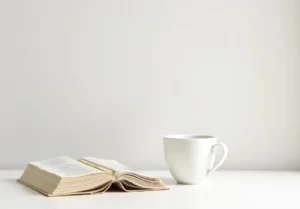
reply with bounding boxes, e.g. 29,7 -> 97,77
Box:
0,0 -> 300,170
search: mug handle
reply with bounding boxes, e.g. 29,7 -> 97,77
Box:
206,143 -> 228,176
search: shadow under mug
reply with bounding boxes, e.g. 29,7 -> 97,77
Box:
163,135 -> 228,185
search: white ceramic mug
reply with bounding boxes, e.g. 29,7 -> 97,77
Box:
163,135 -> 228,185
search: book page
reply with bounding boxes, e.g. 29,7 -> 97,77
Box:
31,156 -> 103,177
81,157 -> 147,177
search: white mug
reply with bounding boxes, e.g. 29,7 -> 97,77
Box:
163,135 -> 228,185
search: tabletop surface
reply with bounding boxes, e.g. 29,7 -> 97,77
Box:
0,170 -> 300,209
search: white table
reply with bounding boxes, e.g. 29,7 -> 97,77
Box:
0,170 -> 299,209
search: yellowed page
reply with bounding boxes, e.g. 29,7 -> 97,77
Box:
31,156 -> 103,177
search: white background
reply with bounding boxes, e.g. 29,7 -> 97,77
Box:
0,0 -> 299,170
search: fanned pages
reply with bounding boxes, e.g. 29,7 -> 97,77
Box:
18,156 -> 167,196
80,157 -> 168,191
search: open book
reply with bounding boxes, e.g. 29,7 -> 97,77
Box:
18,156 -> 167,197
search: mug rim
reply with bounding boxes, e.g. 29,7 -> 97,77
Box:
163,135 -> 216,140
